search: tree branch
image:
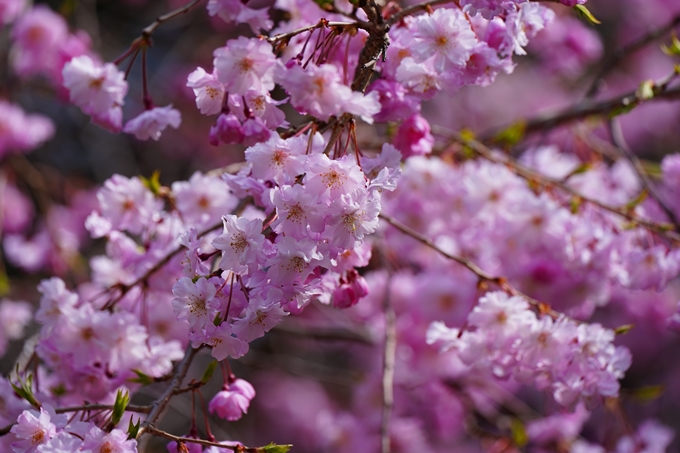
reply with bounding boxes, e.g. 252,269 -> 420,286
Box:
607,117 -> 679,227
387,0 -> 456,25
479,82 -> 680,143
141,0 -> 205,40
136,346 -> 199,439
55,404 -> 151,414
585,14 -> 680,98
380,273 -> 396,453
379,213 -> 559,318
445,131 -> 680,241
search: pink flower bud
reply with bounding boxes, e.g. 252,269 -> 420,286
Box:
393,114 -> 434,158
209,113 -> 243,146
209,378 -> 256,421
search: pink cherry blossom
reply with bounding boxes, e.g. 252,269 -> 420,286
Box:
209,378 -> 256,421
123,105 -> 182,141
62,55 -> 128,132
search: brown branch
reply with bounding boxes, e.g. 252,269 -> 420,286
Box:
585,14 -> 680,98
446,131 -> 680,241
141,0 -> 205,40
386,0 -> 455,25
273,321 -> 375,343
380,274 -> 396,453
144,425 -> 280,452
479,81 -> 680,143
263,20 -> 365,44
136,346 -> 199,440
55,404 -> 151,414
319,0 -> 392,152
102,197 -> 251,310
379,213 -> 559,318
607,117 -> 679,227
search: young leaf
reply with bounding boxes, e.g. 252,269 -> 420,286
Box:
111,389 -> 130,427
574,4 -> 601,25
127,417 -> 141,440
259,442 -> 293,453
201,360 -> 219,384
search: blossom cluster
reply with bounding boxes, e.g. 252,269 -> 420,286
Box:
171,135 -> 399,362
427,292 -> 632,408
9,405 -> 136,453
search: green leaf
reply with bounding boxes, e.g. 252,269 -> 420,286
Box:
312,0 -> 333,10
11,372 -> 40,409
614,324 -> 634,335
127,417 -> 141,440
510,418 -> 528,447
129,369 -> 154,386
492,121 -> 526,148
570,196 -> 582,214
140,170 -> 162,195
661,33 -> 680,56
201,360 -> 219,384
574,4 -> 601,25
111,390 -> 130,427
0,271 -> 10,296
624,190 -> 648,211
258,442 -> 293,453
608,100 -> 638,118
630,385 -> 665,402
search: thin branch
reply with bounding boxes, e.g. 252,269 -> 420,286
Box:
137,346 -> 199,440
141,0 -> 205,40
446,131 -> 680,241
607,118 -> 679,226
264,20 -> 364,44
102,197 -> 250,310
380,274 -> 396,453
387,0 -> 455,25
585,14 -> 680,98
379,213 -> 559,318
55,404 -> 151,414
479,76 -> 680,142
144,425 -> 271,452
273,321 -> 375,344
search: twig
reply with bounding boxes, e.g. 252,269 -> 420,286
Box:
380,274 -> 396,453
446,131 -> 680,241
102,197 -> 250,310
55,404 -> 151,414
144,425 -> 272,452
387,0 -> 455,25
141,0 -> 205,40
478,74 -> 680,142
264,20 -> 364,44
379,213 -> 498,280
585,14 -> 680,98
379,213 -> 559,317
273,321 -> 375,343
607,118 -> 679,227
319,0 -> 391,152
137,346 -> 199,440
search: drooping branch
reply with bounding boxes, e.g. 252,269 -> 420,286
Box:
141,0 -> 206,40
144,425 -> 289,452
379,213 -> 559,318
478,75 -> 680,142
585,14 -> 680,98
380,273 -> 396,453
444,130 -> 680,240
136,346 -> 199,440
607,117 -> 679,227
387,0 -> 456,25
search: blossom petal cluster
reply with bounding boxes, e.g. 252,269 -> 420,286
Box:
427,292 -> 632,407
